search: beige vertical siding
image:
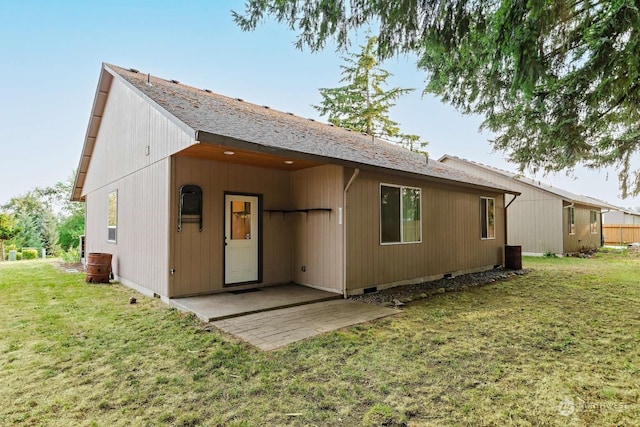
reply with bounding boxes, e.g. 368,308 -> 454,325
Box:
563,204 -> 601,252
441,157 -> 564,254
84,159 -> 170,296
82,78 -> 194,196
291,165 -> 344,293
81,77 -> 196,297
603,211 -> 640,225
507,192 -> 564,255
603,211 -> 626,224
170,156 -> 294,297
345,171 -> 505,292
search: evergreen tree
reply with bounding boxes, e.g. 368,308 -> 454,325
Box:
40,209 -> 60,256
313,36 -> 427,153
235,0 -> 640,197
2,172 -> 84,256
13,213 -> 41,250
58,211 -> 84,251
0,213 -> 17,261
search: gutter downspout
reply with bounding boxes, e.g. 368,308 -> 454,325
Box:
563,202 -> 575,252
600,209 -> 610,247
504,193 -> 518,245
342,168 -> 360,299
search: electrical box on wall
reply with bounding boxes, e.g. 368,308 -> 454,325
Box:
178,185 -> 203,232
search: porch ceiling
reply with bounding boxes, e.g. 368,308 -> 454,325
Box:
175,143 -> 321,171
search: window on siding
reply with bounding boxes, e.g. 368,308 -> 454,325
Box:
107,191 -> 117,243
481,197 -> 495,239
568,206 -> 575,235
380,184 -> 421,244
590,210 -> 598,234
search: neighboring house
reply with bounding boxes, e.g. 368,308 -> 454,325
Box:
598,203 -> 640,245
603,207 -> 640,225
72,63 -> 518,300
439,155 -> 607,255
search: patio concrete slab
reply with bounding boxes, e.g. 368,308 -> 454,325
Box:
211,299 -> 400,351
169,284 -> 340,321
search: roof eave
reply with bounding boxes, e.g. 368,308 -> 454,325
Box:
71,64 -> 114,202
71,64 -> 199,202
439,155 -> 585,202
197,131 -> 518,195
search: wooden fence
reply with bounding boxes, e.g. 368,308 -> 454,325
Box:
603,224 -> 640,244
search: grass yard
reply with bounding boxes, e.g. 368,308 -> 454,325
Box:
0,253 -> 639,426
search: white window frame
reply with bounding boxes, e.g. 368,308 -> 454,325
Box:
107,190 -> 118,243
590,210 -> 598,234
480,197 -> 496,240
568,206 -> 576,235
379,183 -> 422,245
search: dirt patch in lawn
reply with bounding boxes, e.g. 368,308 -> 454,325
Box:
54,261 -> 85,273
1,254 -> 638,426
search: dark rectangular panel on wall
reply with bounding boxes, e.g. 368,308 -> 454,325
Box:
179,185 -> 203,231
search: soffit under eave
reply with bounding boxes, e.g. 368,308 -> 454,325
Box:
71,66 -> 113,202
569,201 -> 610,210
439,157 -> 528,195
71,64 -> 199,201
196,130 -> 517,195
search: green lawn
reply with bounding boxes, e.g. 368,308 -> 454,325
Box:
1,254 -> 639,426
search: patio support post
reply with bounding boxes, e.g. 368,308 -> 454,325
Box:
342,168 -> 360,298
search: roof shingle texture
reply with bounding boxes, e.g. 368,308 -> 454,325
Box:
440,155 -> 610,208
107,64 -> 512,193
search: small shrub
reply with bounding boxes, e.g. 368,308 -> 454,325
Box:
6,252 -> 24,261
543,250 -> 557,258
22,249 -> 38,260
61,247 -> 80,263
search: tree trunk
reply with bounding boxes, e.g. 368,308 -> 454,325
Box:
0,239 -> 4,262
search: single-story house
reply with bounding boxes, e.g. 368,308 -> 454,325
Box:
597,201 -> 640,245
439,155 -> 608,255
72,63 -> 519,301
602,206 -> 640,225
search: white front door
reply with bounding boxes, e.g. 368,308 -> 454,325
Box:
224,194 -> 259,285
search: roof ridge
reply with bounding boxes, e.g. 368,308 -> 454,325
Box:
440,154 -> 614,207
105,63 -> 415,151
95,63 -> 517,195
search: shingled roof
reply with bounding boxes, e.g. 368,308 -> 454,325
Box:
73,63 -> 518,200
439,155 -> 610,209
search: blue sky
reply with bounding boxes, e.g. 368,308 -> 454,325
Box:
1,0 -> 638,209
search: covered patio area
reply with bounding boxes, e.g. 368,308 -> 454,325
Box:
169,283 -> 340,321
169,283 -> 400,350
